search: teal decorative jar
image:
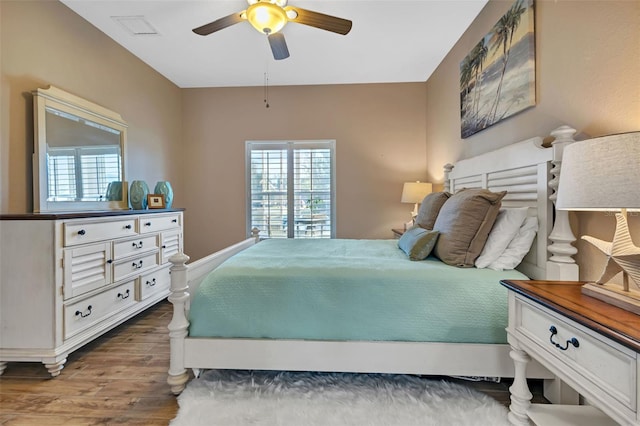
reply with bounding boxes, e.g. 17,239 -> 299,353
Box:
129,180 -> 149,210
106,181 -> 123,201
154,181 -> 173,209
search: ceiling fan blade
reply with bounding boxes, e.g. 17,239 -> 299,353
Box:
285,6 -> 352,35
268,33 -> 290,60
192,12 -> 244,36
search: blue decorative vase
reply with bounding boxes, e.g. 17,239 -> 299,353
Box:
129,180 -> 149,210
106,181 -> 123,201
154,181 -> 173,209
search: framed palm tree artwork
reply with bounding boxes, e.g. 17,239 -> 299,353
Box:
460,0 -> 535,138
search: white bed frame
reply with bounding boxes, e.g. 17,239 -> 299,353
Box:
167,126 -> 581,399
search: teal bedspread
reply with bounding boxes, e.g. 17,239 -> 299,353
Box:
188,239 -> 528,344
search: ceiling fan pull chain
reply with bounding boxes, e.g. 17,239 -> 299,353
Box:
264,72 -> 270,108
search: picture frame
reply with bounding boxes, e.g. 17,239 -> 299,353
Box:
460,0 -> 535,138
147,194 -> 166,209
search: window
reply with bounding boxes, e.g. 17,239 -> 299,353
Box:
246,140 -> 335,239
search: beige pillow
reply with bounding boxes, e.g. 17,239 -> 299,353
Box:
433,188 -> 506,267
415,192 -> 451,230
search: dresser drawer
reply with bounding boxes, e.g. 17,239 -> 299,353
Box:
138,213 -> 181,234
113,235 -> 159,260
516,297 -> 637,411
65,218 -> 137,246
113,251 -> 158,282
64,280 -> 136,339
137,266 -> 171,301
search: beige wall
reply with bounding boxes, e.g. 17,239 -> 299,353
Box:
424,0 -> 640,281
0,0 -> 183,214
3,0 -> 638,280
182,84 -> 427,260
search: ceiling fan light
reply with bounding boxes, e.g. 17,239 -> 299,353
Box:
246,2 -> 287,35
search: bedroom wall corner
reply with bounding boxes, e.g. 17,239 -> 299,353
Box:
0,0 -> 183,214
424,0 -> 640,282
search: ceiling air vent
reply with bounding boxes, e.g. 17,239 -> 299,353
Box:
112,16 -> 159,36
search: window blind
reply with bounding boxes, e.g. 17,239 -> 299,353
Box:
247,141 -> 335,239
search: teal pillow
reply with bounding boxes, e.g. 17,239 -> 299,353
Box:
398,227 -> 440,261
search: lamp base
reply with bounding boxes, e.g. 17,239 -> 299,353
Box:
582,282 -> 640,315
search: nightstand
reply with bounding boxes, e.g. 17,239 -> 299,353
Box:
501,280 -> 640,426
391,228 -> 405,239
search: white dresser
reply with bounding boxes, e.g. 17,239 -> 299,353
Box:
0,209 -> 183,376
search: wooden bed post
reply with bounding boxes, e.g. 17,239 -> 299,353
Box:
546,125 -> 579,281
167,252 -> 191,395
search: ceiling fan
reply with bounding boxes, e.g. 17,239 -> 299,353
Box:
192,0 -> 352,60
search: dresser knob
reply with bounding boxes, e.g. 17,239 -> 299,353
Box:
125,224 -> 132,229
549,325 -> 579,351
144,222 -> 151,227
77,229 -> 86,236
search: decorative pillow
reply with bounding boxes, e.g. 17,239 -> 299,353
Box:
475,207 -> 529,268
415,192 -> 451,230
398,227 -> 440,261
432,188 -> 506,267
487,216 -> 538,271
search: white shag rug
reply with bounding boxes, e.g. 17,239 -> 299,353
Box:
170,370 -> 511,426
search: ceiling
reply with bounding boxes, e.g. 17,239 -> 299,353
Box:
60,0 -> 488,88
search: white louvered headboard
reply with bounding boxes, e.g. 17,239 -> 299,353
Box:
444,136 -> 556,280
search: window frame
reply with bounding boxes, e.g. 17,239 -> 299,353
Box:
245,140 -> 336,239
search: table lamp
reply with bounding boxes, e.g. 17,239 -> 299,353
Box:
401,181 -> 433,219
555,131 -> 640,312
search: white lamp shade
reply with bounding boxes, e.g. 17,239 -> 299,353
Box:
401,182 -> 433,204
556,132 -> 640,211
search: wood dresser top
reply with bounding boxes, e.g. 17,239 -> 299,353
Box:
501,280 -> 640,353
0,208 -> 185,220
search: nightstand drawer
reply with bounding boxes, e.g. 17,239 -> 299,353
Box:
515,297 -> 637,411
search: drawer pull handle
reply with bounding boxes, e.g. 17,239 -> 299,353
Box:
132,241 -> 144,249
117,289 -> 130,299
132,260 -> 143,269
549,325 -> 579,351
125,224 -> 132,229
77,229 -> 86,236
75,305 -> 92,318
172,219 -> 177,223
146,278 -> 156,287
144,222 -> 151,227
106,259 -> 113,264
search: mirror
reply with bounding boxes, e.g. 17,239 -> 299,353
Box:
33,86 -> 128,212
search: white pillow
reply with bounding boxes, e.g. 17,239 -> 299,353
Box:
487,216 -> 539,271
475,207 -> 529,268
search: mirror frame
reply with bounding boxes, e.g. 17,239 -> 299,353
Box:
33,86 -> 128,212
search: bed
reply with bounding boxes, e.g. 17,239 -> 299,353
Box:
167,126 -> 581,400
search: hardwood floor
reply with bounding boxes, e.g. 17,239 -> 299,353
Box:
0,301 -> 179,425
1,300 -> 545,425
